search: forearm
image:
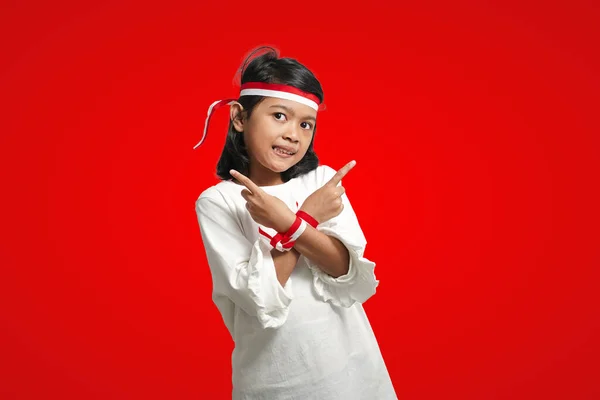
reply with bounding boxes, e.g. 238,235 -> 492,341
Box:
272,247 -> 301,286
294,225 -> 350,278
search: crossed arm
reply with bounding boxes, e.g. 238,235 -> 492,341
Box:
271,228 -> 350,286
230,162 -> 357,287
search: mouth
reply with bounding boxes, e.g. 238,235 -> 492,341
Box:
272,146 -> 297,157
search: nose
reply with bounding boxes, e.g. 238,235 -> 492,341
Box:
282,125 -> 300,143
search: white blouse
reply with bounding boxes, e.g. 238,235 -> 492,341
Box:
195,164 -> 397,400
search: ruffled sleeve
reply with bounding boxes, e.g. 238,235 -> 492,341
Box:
304,166 -> 380,307
195,193 -> 294,329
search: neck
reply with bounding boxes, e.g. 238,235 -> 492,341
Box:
248,162 -> 284,187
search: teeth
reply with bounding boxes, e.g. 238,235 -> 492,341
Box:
274,147 -> 293,155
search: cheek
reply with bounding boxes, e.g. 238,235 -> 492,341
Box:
244,133 -> 273,160
297,135 -> 313,156
252,118 -> 281,141
243,122 -> 265,147
242,133 -> 260,158
301,132 -> 315,146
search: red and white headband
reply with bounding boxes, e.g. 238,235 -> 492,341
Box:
193,82 -> 324,150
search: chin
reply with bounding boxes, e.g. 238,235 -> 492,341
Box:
268,156 -> 298,171
271,164 -> 293,173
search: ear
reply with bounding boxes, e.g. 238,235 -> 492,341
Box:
229,101 -> 245,132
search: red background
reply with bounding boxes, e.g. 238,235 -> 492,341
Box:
1,1 -> 599,399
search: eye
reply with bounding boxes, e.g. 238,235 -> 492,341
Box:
300,121 -> 313,130
273,112 -> 287,121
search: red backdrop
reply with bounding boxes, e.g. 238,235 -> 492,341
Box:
1,1 -> 598,399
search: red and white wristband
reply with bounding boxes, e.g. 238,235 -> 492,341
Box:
258,211 -> 319,252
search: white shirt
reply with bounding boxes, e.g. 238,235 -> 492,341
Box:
195,165 -> 397,400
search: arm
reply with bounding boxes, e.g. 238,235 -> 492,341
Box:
298,183 -> 379,307
195,195 -> 296,329
228,164 -> 378,308
228,165 -> 354,280
292,164 -> 379,307
261,210 -> 350,279
287,161 -> 357,278
293,226 -> 350,278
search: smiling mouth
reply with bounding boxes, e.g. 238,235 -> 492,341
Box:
272,146 -> 296,156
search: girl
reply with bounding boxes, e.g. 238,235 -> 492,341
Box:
194,47 -> 397,400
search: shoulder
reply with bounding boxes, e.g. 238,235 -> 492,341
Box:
317,164 -> 337,179
297,164 -> 337,188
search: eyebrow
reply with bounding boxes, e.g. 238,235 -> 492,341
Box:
269,104 -> 316,122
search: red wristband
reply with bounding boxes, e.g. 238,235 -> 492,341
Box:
270,215 -> 302,248
296,210 -> 319,228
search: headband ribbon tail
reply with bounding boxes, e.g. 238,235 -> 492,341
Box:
193,99 -> 236,150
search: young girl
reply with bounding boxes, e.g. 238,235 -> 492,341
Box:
194,47 -> 397,400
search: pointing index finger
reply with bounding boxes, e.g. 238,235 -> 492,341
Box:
230,170 -> 261,195
327,160 -> 356,187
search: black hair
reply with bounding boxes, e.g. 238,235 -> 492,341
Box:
215,47 -> 324,182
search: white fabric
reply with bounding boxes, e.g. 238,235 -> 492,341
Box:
195,165 -> 397,400
239,88 -> 319,111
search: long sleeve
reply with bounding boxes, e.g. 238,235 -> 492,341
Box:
304,166 -> 379,307
195,194 -> 294,329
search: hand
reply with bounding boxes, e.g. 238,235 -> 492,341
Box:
299,160 -> 356,223
230,170 -> 296,233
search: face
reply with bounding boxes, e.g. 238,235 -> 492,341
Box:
231,96 -> 317,185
